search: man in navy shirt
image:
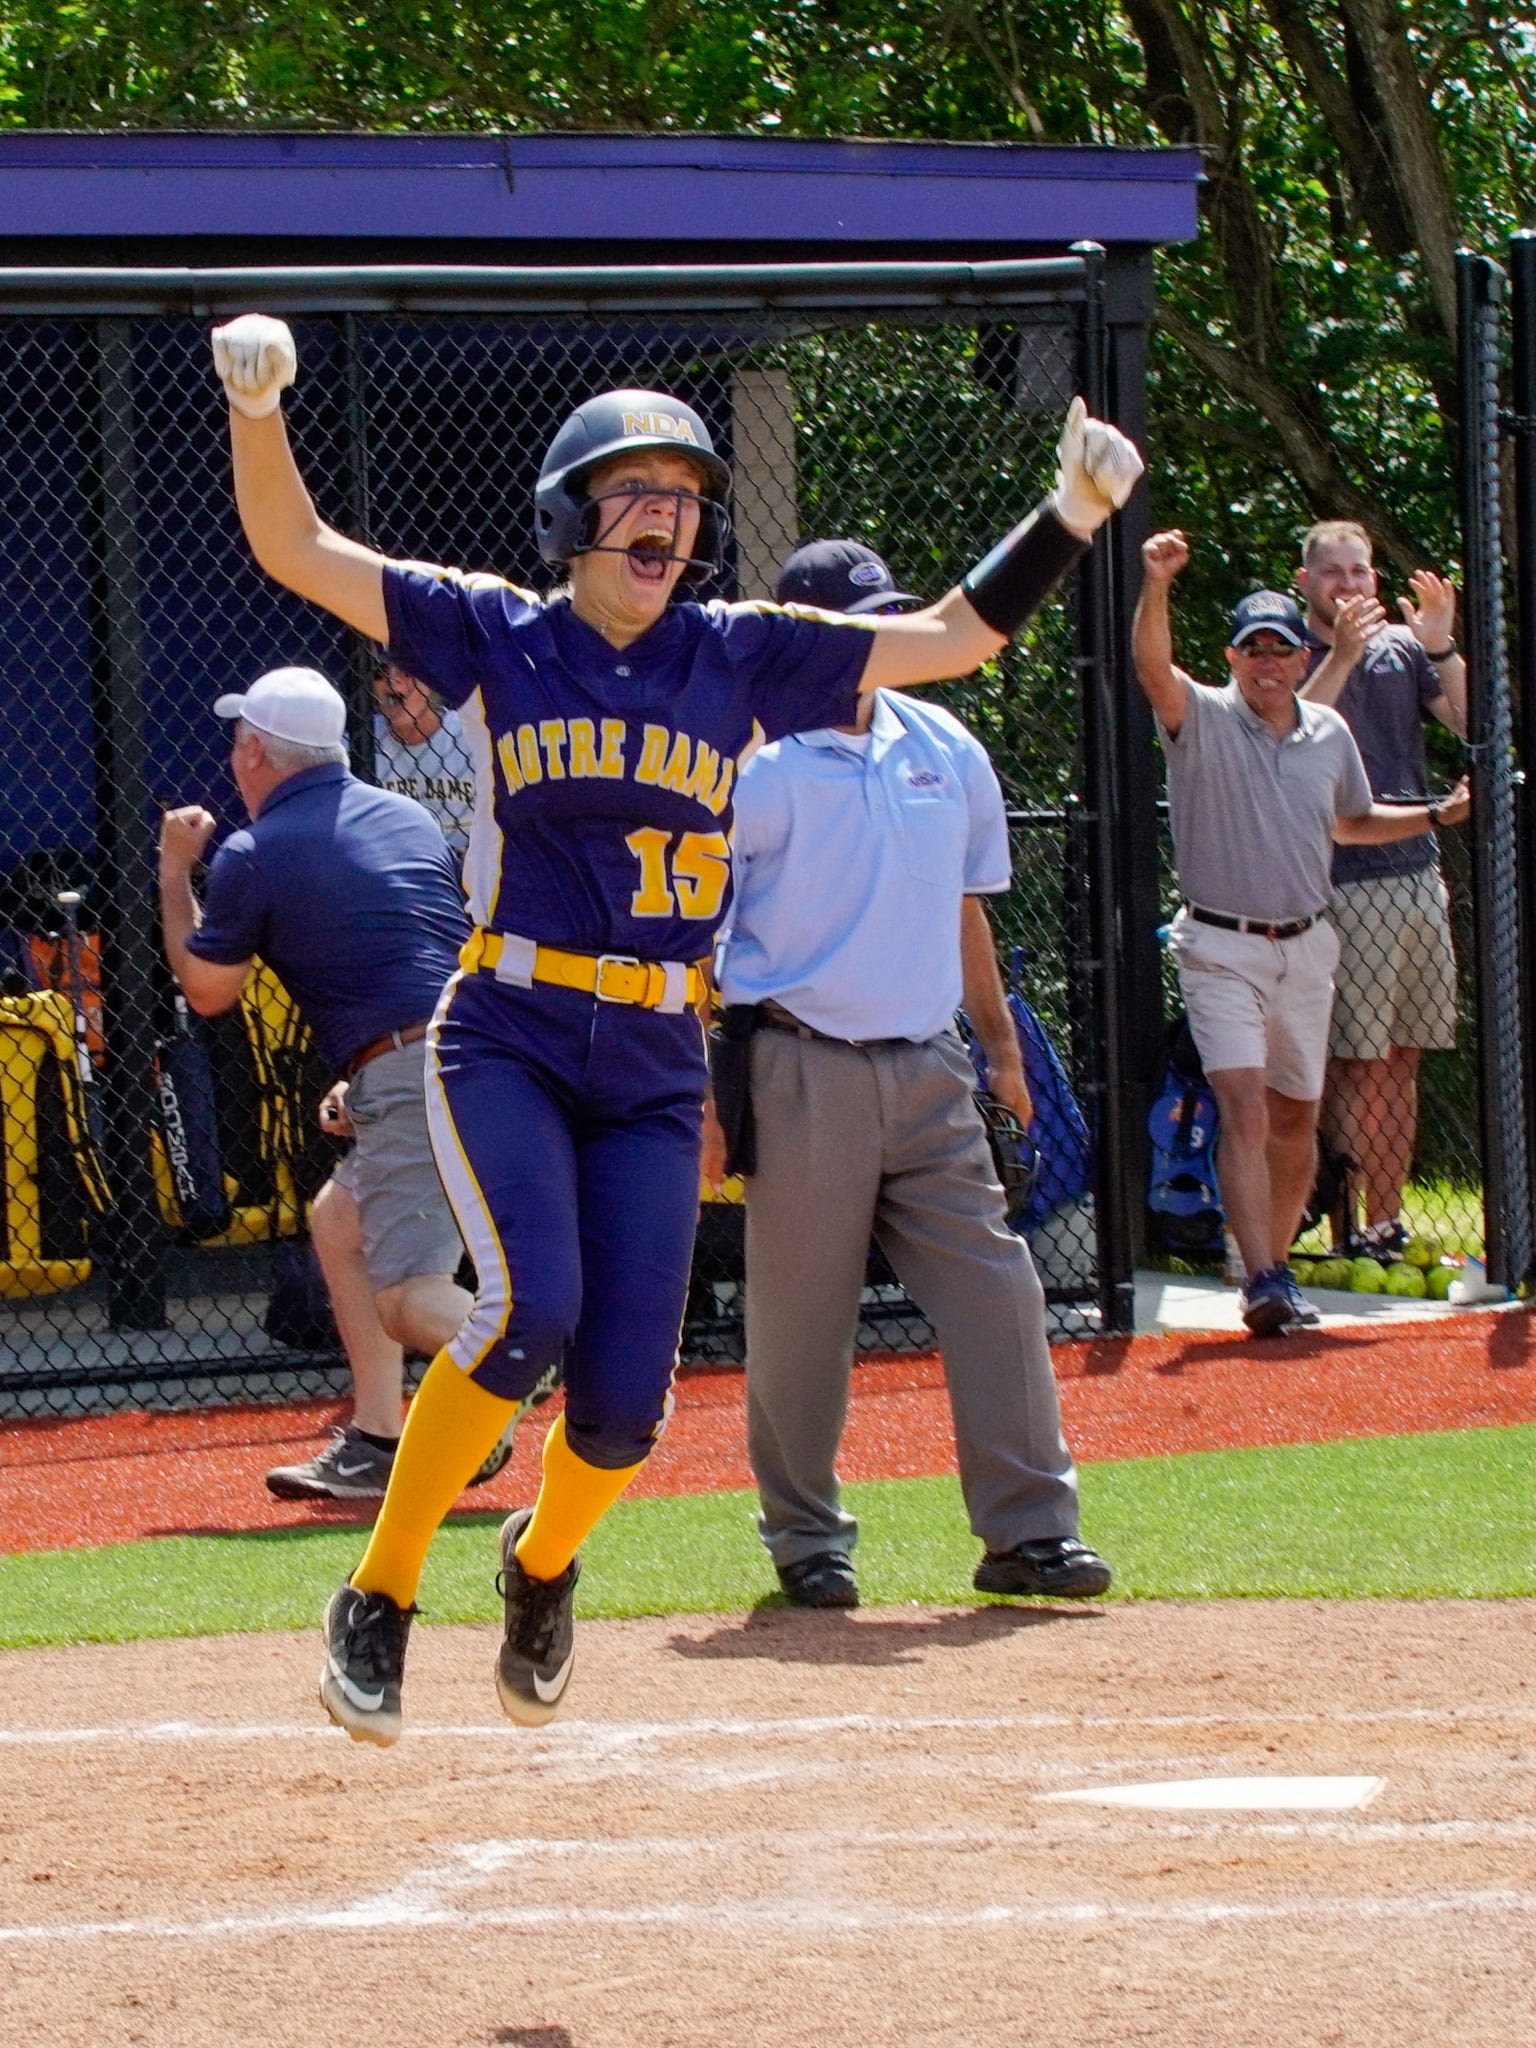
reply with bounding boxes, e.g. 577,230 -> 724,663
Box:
158,665 -> 503,1501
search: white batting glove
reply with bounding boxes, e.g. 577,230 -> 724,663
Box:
211,314 -> 297,420
1051,395 -> 1144,537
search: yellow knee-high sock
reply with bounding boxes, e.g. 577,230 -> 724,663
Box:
514,1412 -> 643,1581
351,1351 -> 516,1607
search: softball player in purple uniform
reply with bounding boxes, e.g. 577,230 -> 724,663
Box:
210,315 -> 1141,1745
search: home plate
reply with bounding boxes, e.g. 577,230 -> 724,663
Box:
1039,1776 -> 1385,1812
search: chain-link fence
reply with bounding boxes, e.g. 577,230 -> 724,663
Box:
0,258 -> 1139,1418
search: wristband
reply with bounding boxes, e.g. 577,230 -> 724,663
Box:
1426,644 -> 1457,663
961,502 -> 1087,638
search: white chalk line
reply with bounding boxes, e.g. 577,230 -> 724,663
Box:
2,1701 -> 1531,1752
5,1876 -> 1536,1947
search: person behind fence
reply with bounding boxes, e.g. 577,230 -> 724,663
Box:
371,661 -> 476,857
708,537 -> 1112,1610
1131,532 -> 1469,1339
158,664 -> 520,1499
208,309 -> 1140,1746
1295,521 -> 1466,1258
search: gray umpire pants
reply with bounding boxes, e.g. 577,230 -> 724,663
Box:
744,1023 -> 1081,1570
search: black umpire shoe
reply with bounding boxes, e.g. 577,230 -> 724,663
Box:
973,1537 -> 1112,1600
495,1508 -> 580,1726
777,1552 -> 860,1609
319,1583 -> 416,1746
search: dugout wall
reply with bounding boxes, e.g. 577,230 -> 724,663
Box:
0,252 -> 1163,1416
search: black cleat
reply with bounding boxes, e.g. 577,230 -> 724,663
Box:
974,1537 -> 1112,1600
777,1552 -> 860,1609
494,1508 -> 579,1726
319,1584 -> 415,1746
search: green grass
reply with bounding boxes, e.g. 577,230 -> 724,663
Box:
2,1424 -> 1533,1649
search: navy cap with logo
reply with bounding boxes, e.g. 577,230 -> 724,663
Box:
1227,589 -> 1308,649
775,539 -> 921,616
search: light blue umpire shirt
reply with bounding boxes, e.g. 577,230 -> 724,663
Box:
717,689 -> 1011,1041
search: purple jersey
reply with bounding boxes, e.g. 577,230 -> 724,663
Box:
383,566 -> 872,960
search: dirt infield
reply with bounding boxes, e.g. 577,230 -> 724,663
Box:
2,1599 -> 1533,2047
5,1306 -> 1534,1551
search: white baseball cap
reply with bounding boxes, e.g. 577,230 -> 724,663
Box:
213,666 -> 347,748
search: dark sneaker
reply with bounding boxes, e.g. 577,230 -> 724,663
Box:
777,1553 -> 860,1609
319,1584 -> 415,1747
1279,1266 -> 1322,1330
467,1422 -> 515,1490
1241,1264 -> 1293,1338
974,1537 -> 1112,1599
466,1369 -> 559,1489
495,1507 -> 579,1726
1354,1220 -> 1407,1261
267,1425 -> 395,1501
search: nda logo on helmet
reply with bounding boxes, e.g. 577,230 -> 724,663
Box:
621,410 -> 701,448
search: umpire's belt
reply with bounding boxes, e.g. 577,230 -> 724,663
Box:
756,998 -> 910,1050
461,928 -> 704,1014
344,1019 -> 430,1080
1188,905 -> 1318,942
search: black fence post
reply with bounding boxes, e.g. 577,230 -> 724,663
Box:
1071,241 -> 1135,1334
89,316 -> 168,1329
340,310 -> 379,779
1455,250 -> 1532,1291
1505,231 -> 1536,1246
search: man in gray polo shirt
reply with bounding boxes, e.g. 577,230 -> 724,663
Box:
1133,531 -> 1469,1336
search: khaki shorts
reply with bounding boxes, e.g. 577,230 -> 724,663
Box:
1327,867 -> 1458,1060
330,1040 -> 463,1291
1171,909 -> 1339,1102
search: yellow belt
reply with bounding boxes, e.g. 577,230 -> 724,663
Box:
461,928 -> 705,1012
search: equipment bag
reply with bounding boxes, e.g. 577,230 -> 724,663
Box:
961,968 -> 1093,1235
1146,1014 -> 1225,1259
0,989 -> 111,1297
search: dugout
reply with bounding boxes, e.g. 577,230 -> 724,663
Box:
0,132 -> 1199,1411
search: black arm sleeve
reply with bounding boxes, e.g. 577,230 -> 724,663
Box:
960,501 -> 1088,638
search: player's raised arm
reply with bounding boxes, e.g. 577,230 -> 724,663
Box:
860,398 -> 1142,691
212,315 -> 389,644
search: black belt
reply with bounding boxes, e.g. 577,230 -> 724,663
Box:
757,1001 -> 910,1051
1188,906 -> 1318,941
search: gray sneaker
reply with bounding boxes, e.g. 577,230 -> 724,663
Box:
494,1507 -> 580,1726
466,1367 -> 561,1489
267,1425 -> 394,1501
319,1584 -> 415,1747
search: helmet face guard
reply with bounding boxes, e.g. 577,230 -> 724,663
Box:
974,1090 -> 1040,1229
534,389 -> 733,584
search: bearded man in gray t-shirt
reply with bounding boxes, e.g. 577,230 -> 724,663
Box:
1295,520 -> 1467,1257
1132,530 -> 1469,1339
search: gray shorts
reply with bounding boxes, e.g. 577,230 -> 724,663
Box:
1171,908 -> 1339,1102
330,1040 -> 462,1292
1327,867 -> 1458,1059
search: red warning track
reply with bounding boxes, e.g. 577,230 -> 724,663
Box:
2,1309 -> 1533,1553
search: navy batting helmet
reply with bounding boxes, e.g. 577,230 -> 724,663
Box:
534,389 -> 732,581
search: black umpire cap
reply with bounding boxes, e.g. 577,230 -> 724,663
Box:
776,539 -> 921,615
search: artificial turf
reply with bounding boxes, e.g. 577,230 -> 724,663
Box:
0,1422 -> 1531,1649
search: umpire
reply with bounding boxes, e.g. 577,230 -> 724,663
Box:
710,536 -> 1114,1610
158,665 -> 492,1497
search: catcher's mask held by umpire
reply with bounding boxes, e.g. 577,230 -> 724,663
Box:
975,1089 -> 1039,1228
534,389 -> 733,583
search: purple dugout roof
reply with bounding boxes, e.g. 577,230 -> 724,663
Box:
3,132 -> 1200,246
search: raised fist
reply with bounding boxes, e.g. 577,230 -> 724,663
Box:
1053,395 -> 1144,537
211,314 -> 297,420
1140,529 -> 1190,585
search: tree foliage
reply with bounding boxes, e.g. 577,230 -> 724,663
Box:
3,2 -> 1531,616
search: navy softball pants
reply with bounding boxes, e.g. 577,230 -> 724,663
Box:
424,968 -> 707,1469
